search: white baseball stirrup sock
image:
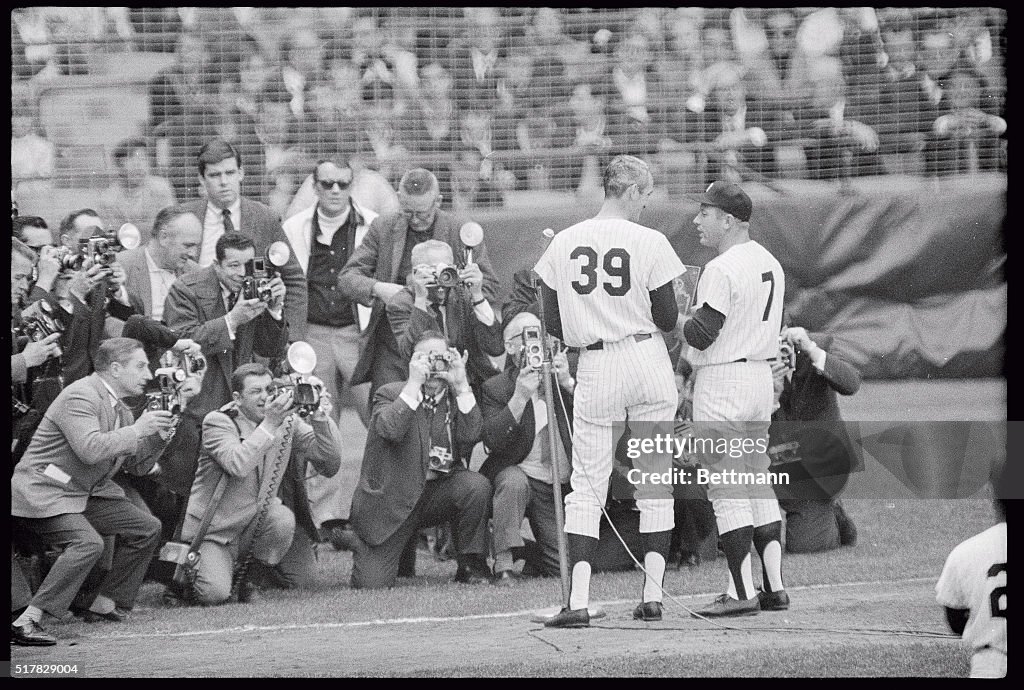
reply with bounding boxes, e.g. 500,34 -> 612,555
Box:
568,561 -> 592,610
726,554 -> 755,600
761,540 -> 784,592
643,552 -> 666,603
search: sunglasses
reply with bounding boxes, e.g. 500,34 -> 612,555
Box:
317,178 -> 352,191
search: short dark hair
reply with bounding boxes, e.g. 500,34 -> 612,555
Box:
414,329 -> 449,351
231,362 -> 273,393
94,337 -> 145,372
312,158 -> 352,183
13,215 -> 48,240
59,209 -> 101,239
215,232 -> 255,262
197,139 -> 242,176
151,205 -> 199,239
111,137 -> 148,166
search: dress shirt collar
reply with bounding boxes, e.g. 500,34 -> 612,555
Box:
98,375 -> 122,408
144,246 -> 175,275
206,198 -> 242,222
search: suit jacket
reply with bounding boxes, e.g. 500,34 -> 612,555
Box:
386,286 -> 503,390
338,209 -> 499,388
161,265 -> 289,494
181,197 -> 308,341
116,245 -> 198,319
350,381 -> 483,547
12,373 -> 165,518
769,332 -> 862,499
182,402 -> 342,545
478,366 -> 574,484
281,199 -> 378,331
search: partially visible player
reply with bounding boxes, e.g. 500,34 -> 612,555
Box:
534,155 -> 685,628
683,181 -> 787,617
935,463 -> 1007,678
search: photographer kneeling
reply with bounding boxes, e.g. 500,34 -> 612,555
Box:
178,362 -> 341,605
350,331 -> 493,589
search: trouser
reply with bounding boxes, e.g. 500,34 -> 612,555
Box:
272,525 -> 318,589
305,323 -> 370,525
352,470 -> 491,589
14,496 -> 161,617
693,362 -> 781,533
190,502 -> 295,605
778,498 -> 841,553
566,333 -> 677,539
12,548 -> 34,613
491,467 -> 567,577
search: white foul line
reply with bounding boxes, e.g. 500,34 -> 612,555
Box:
99,576 -> 938,642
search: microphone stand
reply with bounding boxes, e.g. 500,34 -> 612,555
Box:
532,269 -> 570,610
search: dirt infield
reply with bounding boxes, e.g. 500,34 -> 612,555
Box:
11,578 -> 967,677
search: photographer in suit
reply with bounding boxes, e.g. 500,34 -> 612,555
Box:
769,326 -> 861,553
179,363 -> 342,604
11,339 -> 173,642
479,312 -> 575,583
386,239 -> 504,398
161,232 -> 289,497
349,331 -> 493,589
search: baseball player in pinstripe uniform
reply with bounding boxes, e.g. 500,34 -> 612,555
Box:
534,155 -> 685,628
683,181 -> 788,617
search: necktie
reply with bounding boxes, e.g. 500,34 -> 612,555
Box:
222,208 -> 236,235
227,291 -> 238,312
430,303 -> 446,335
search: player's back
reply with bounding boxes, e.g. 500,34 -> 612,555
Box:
936,521 -> 1006,676
689,240 -> 785,365
536,218 -> 683,348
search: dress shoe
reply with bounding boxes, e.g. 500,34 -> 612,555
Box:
236,579 -> 261,604
544,607 -> 590,628
492,569 -> 520,586
11,620 -> 57,646
326,524 -> 360,552
757,588 -> 790,611
834,500 -> 858,546
453,563 -> 491,585
72,606 -> 129,623
692,593 -> 760,618
633,601 -> 663,621
675,551 -> 701,569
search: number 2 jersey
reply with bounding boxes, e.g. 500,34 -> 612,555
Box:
686,240 -> 784,366
534,218 -> 685,348
935,521 -> 1007,676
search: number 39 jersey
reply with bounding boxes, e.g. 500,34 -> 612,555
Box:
686,240 -> 785,366
936,522 -> 1007,659
534,218 -> 685,348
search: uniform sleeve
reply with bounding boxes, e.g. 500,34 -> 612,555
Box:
696,262 -> 733,317
935,547 -> 968,609
648,234 -> 686,290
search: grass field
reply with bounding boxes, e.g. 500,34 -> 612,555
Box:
9,379 -> 1005,677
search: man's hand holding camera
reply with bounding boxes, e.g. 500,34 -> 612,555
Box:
34,246 -> 62,293
552,346 -> 575,392
67,263 -> 112,302
410,264 -> 436,311
262,387 -> 295,430
134,408 -> 175,438
265,275 -> 286,320
435,348 -> 471,396
20,332 -> 62,368
460,262 -> 485,304
226,295 -> 268,331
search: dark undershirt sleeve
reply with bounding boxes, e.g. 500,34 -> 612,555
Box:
539,281 -> 564,341
944,607 -> 969,636
648,281 -> 679,332
682,303 -> 726,351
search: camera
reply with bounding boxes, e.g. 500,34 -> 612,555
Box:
778,336 -> 796,370
520,326 -> 544,370
78,224 -> 141,269
154,350 -> 206,390
18,300 -> 65,355
146,390 -> 183,417
54,246 -> 85,272
274,341 -> 322,418
430,263 -> 461,289
427,445 -> 455,474
242,241 -> 291,304
426,351 -> 454,376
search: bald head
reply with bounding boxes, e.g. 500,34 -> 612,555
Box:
411,239 -> 453,267
399,168 -> 439,198
504,311 -> 541,341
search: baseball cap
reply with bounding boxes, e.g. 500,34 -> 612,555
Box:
694,181 -> 753,222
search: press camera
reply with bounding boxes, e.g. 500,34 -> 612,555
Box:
426,351 -> 455,376
275,341 -> 323,418
242,241 -> 291,303
78,224 -> 141,268
18,300 -> 65,355
519,325 -> 544,370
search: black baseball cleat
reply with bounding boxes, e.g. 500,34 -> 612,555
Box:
492,570 -> 520,587
71,605 -> 130,623
633,601 -> 663,621
834,500 -> 858,546
453,563 -> 491,585
757,589 -> 791,611
692,593 -> 760,618
544,607 -> 590,628
11,620 -> 57,646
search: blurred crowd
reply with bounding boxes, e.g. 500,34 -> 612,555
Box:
12,7 -> 1007,211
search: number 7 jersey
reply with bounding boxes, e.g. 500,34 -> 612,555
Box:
534,218 -> 685,348
686,240 -> 785,366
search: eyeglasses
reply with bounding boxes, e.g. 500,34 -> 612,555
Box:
401,208 -> 436,221
317,178 -> 352,191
